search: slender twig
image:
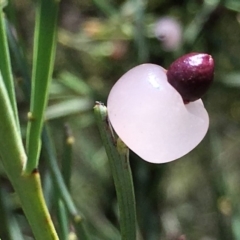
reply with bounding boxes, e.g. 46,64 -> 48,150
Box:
0,7 -> 19,129
184,0 -> 220,47
94,102 -> 137,240
5,18 -> 31,100
55,124 -> 74,238
26,0 -> 59,173
131,0 -> 148,63
0,73 -> 58,239
56,199 -> 69,240
92,0 -> 117,17
42,126 -> 90,240
0,2 -> 59,239
62,123 -> 74,190
6,5 -> 89,239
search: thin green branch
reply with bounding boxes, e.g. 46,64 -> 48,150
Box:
6,4 -> 87,238
131,0 -> 148,63
94,103 -> 137,240
42,126 -> 90,240
55,124 -> 75,239
0,73 -> 58,240
14,170 -> 59,240
62,123 -> 74,190
0,72 -> 25,176
5,18 -> 31,100
92,0 -> 117,17
0,7 -> 19,129
56,199 -> 69,240
26,0 -> 59,173
184,0 -> 220,47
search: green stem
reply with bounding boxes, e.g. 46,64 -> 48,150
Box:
56,199 -> 69,240
0,73 -> 58,240
0,7 -> 19,129
5,17 -> 31,100
131,0 -> 148,63
92,0 -> 117,17
5,4 -> 86,238
14,171 -> 59,240
184,0 -> 220,47
94,103 -> 137,240
62,123 -> 74,190
55,124 -> 75,239
26,0 -> 59,173
42,127 -> 90,240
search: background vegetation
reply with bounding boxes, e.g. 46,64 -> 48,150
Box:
1,0 -> 240,239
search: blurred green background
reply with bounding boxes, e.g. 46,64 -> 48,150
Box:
2,0 -> 240,239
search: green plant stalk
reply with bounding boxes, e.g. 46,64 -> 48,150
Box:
184,0 -> 220,47
55,125 -> 75,239
6,6 -> 87,238
131,0 -> 148,63
0,7 -> 19,129
62,123 -> 74,190
26,0 -> 59,173
0,74 -> 58,240
5,18 -> 31,100
56,199 -> 69,240
4,0 -> 17,26
13,171 -> 59,240
94,103 -> 137,240
92,0 -> 117,17
42,127 -> 90,240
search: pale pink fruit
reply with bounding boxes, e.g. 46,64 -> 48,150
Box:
154,17 -> 182,51
107,64 -> 209,164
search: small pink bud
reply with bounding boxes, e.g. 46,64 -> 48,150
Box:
167,53 -> 214,102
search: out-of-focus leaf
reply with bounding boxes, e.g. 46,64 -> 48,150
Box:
225,0 -> 240,12
45,98 -> 93,120
184,0 -> 220,46
220,72 -> 240,87
49,81 -> 67,96
58,71 -> 92,96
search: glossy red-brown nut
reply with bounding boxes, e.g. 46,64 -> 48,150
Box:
167,53 -> 214,102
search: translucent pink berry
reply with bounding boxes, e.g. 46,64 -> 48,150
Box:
154,17 -> 182,51
107,64 -> 209,164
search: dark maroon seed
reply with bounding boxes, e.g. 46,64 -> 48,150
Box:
167,52 -> 214,102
